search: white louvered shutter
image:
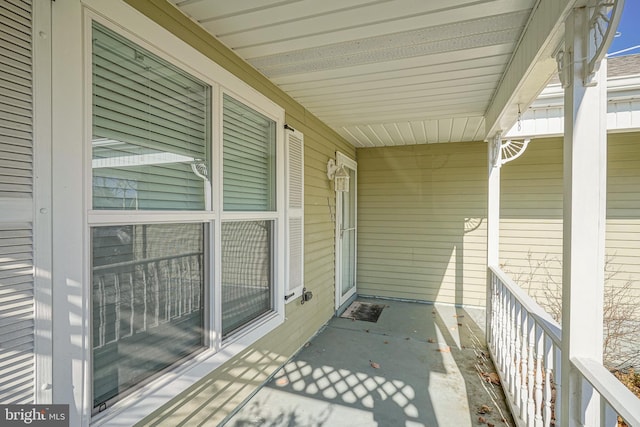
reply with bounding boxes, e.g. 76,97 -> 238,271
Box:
285,129 -> 304,302
0,0 -> 35,404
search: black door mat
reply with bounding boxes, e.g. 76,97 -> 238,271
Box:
340,301 -> 385,323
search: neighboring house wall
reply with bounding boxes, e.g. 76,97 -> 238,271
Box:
500,132 -> 640,303
357,142 -> 488,307
121,1 -> 355,425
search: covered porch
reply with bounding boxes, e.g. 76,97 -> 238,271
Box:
224,298 -> 512,427
2,0 -> 640,426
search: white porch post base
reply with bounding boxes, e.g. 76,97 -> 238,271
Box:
560,6 -> 608,427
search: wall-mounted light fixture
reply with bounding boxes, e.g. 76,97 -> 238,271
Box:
327,158 -> 350,192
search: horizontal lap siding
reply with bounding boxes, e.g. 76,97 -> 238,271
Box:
357,143 -> 487,306
500,133 -> 640,308
124,1 -> 354,425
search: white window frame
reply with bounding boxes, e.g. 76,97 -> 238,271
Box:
51,1 -> 286,425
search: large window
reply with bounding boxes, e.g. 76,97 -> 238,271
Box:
88,18 -> 285,418
221,95 -> 278,338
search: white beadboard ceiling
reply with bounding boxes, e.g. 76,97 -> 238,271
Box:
170,0 -> 540,147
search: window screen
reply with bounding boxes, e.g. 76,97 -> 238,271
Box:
221,220 -> 273,337
223,94 -> 276,211
92,22 -> 210,210
91,223 -> 205,411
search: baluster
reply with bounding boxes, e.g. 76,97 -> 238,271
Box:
514,301 -> 522,408
496,279 -> 505,372
129,272 -> 134,337
534,324 -> 544,427
141,267 -> 148,331
554,344 -> 562,426
508,293 -> 517,397
526,316 -> 535,425
97,276 -> 105,347
488,272 -> 495,349
519,306 -> 528,420
502,282 -> 509,375
177,258 -> 182,317
163,260 -> 170,322
543,335 -> 553,427
186,256 -> 192,313
115,273 -> 121,341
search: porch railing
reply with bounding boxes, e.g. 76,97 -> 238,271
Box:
487,265 -> 640,427
93,252 -> 204,349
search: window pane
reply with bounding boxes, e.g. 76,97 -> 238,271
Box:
92,223 -> 205,410
221,221 -> 273,337
223,95 -> 276,211
92,23 -> 211,210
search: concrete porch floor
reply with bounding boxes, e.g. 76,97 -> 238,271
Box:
223,298 -> 514,427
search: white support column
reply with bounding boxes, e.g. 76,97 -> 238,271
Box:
560,6 -> 608,427
487,133 -> 502,269
487,132 -> 501,342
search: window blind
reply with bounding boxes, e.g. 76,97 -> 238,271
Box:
223,94 -> 276,211
92,23 -> 210,211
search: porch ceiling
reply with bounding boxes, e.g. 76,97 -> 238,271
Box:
169,0 -> 548,146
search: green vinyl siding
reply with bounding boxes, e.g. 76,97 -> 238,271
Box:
500,133 -> 640,308
357,142 -> 488,306
124,1 -> 354,425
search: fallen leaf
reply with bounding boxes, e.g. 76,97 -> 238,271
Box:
370,361 -> 381,369
458,323 -> 463,326
304,342 -> 311,348
477,405 -> 492,414
432,310 -> 436,314
437,346 -> 451,353
478,416 -> 487,423
427,338 -> 436,343
384,341 -> 389,344
481,372 -> 500,385
487,423 -> 495,427
275,377 -> 289,387
405,337 -> 410,340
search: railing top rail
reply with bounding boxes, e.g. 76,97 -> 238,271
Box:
572,356 -> 640,426
489,264 -> 562,345
93,251 -> 203,272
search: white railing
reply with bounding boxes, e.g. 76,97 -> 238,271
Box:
93,252 -> 204,348
488,265 -> 640,427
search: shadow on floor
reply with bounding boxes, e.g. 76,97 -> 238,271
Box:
223,298 -> 514,427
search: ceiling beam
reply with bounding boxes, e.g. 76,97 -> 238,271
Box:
484,0 -> 581,140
